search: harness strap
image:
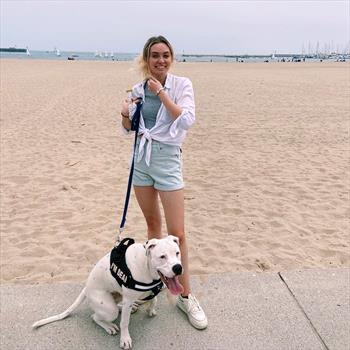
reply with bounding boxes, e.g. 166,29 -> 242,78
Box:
110,238 -> 163,300
141,282 -> 164,301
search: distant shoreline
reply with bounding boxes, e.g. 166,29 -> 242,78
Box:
1,49 -> 349,63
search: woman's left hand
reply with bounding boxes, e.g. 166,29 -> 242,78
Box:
147,77 -> 163,95
121,97 -> 132,117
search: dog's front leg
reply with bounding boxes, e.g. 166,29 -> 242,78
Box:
146,296 -> 157,317
120,298 -> 134,349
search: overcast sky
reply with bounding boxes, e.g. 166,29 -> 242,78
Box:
1,0 -> 349,55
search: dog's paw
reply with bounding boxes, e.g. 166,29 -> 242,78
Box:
147,308 -> 157,317
103,322 -> 119,335
120,335 -> 132,349
105,323 -> 119,335
92,315 -> 119,335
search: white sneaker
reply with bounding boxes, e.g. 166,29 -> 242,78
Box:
177,294 -> 208,329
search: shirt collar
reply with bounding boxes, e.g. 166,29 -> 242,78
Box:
141,73 -> 173,90
164,73 -> 173,90
136,73 -> 173,101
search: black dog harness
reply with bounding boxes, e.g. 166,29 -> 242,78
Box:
110,238 -> 164,301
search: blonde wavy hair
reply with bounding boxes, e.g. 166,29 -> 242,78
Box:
136,36 -> 174,78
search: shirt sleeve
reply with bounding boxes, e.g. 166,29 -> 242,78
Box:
170,78 -> 195,135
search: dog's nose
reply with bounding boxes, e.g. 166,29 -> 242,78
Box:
172,264 -> 182,276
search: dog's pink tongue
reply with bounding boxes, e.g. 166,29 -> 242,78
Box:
167,276 -> 184,295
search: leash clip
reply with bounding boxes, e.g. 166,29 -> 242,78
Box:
116,228 -> 123,244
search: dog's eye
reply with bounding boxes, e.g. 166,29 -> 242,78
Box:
160,255 -> 166,259
176,252 -> 180,256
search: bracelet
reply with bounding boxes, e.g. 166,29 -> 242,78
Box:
156,87 -> 165,96
121,112 -> 129,119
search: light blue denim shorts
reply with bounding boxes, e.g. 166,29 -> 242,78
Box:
133,140 -> 184,191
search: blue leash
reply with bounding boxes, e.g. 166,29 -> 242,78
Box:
117,101 -> 143,243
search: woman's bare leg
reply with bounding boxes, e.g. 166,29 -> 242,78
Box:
133,186 -> 162,239
158,189 -> 190,296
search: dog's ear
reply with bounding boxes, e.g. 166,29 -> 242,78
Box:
144,238 -> 159,256
167,235 -> 179,246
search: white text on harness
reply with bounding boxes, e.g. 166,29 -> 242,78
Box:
110,263 -> 128,283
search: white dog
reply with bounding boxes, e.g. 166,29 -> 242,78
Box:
32,235 -> 184,349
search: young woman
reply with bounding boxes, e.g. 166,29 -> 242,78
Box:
120,36 -> 207,330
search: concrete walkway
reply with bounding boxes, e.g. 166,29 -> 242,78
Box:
1,268 -> 349,350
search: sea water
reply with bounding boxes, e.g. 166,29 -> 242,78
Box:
0,49 -> 342,63
0,50 -> 138,61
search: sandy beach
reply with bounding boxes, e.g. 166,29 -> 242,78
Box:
0,59 -> 349,285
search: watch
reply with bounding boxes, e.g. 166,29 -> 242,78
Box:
156,87 -> 165,96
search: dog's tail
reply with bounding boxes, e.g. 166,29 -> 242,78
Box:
32,287 -> 86,329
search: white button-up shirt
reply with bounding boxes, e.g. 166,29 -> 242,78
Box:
123,73 -> 195,166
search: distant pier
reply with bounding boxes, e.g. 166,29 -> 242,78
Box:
180,53 -> 349,60
182,53 -> 310,59
0,47 -> 27,53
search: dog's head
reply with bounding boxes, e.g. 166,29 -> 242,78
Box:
144,235 -> 184,295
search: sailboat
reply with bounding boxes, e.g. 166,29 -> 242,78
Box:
26,47 -> 31,56
55,48 -> 61,57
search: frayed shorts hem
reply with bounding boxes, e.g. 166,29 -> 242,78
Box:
133,183 -> 184,192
